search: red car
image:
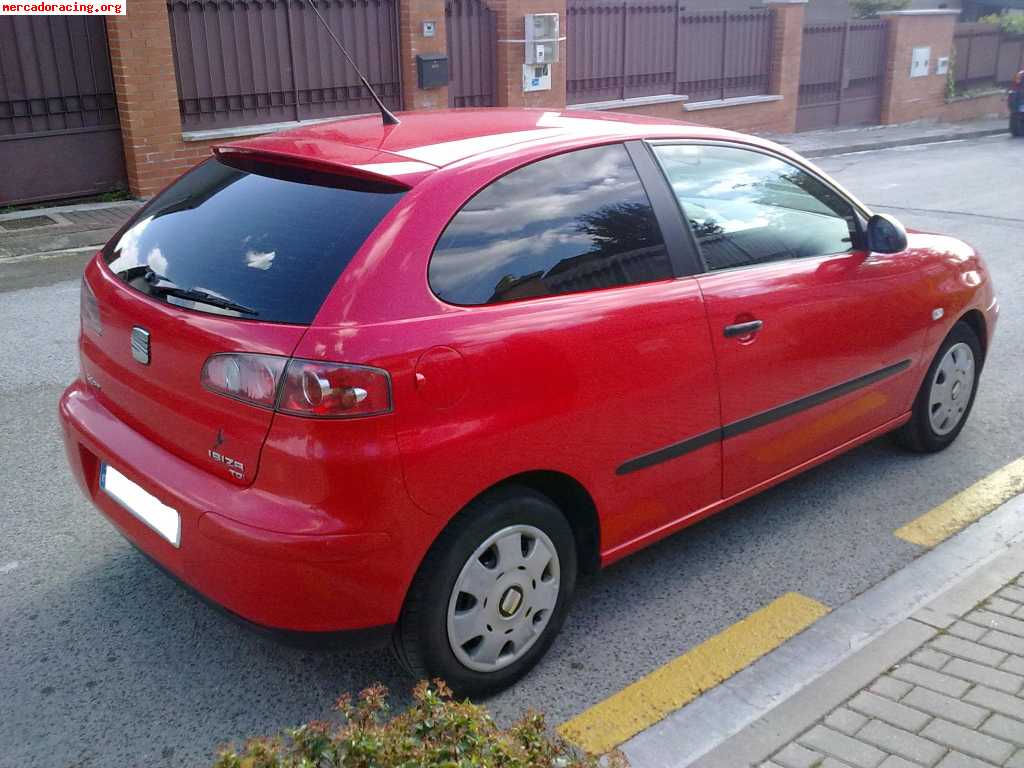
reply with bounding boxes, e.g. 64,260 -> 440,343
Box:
60,109 -> 998,695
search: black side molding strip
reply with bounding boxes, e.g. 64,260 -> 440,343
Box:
616,359 -> 912,476
616,428 -> 721,476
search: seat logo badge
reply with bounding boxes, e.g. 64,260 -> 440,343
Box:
130,327 -> 151,365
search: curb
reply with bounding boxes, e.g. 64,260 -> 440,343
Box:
620,492 -> 1024,768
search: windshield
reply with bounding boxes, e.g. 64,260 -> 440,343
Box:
104,158 -> 405,324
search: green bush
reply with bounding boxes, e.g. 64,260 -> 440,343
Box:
212,681 -> 627,768
850,0 -> 911,18
979,13 -> 1024,37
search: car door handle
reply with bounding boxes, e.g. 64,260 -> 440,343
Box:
723,320 -> 763,338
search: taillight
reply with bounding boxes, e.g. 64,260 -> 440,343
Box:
201,354 -> 392,418
277,360 -> 392,418
201,353 -> 287,409
81,278 -> 103,336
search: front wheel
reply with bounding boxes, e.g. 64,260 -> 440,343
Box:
395,485 -> 577,697
894,321 -> 982,453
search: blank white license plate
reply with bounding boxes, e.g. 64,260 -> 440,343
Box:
100,464 -> 181,547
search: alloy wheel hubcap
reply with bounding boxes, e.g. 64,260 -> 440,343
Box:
928,342 -> 975,436
446,525 -> 560,673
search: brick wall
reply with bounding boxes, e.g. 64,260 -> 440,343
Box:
400,0 -> 449,110
106,2 -> 250,198
492,0 -> 567,108
879,10 -> 959,125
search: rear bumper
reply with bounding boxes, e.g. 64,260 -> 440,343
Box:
59,379 -> 403,633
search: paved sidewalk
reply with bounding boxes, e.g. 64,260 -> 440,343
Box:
758,572 -> 1024,768
0,200 -> 141,261
760,116 -> 1008,158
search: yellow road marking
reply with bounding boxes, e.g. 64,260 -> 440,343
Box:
895,457 -> 1024,548
557,592 -> 829,755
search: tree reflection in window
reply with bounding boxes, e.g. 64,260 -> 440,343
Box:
429,145 -> 674,306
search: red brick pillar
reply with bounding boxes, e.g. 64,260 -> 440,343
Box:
765,0 -> 807,134
106,3 -> 200,198
399,0 -> 449,110
879,10 -> 959,126
492,0 -> 567,109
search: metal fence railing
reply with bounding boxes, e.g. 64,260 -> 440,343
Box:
166,0 -> 402,132
566,3 -> 774,106
953,23 -> 1024,91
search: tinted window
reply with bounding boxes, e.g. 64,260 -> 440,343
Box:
653,144 -> 856,272
429,144 -> 673,305
104,158 -> 404,324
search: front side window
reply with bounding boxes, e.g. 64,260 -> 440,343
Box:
652,144 -> 857,272
429,144 -> 674,306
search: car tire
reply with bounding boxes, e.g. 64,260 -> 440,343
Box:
1011,115 -> 1024,138
894,321 -> 982,453
394,484 -> 577,698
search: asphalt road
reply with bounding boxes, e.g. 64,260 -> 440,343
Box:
1,134 -> 1022,768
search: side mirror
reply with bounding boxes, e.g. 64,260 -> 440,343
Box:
866,213 -> 908,254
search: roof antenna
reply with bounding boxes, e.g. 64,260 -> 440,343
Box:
303,0 -> 400,126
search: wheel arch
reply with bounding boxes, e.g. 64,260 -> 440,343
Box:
957,309 -> 988,363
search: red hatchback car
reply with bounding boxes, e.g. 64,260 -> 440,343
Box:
60,109 -> 997,695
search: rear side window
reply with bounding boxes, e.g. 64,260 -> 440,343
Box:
104,158 -> 404,324
429,144 -> 673,306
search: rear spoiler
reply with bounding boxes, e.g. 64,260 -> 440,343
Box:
212,144 -> 433,190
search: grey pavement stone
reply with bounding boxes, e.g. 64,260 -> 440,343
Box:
1001,655 -> 1024,675
857,720 -> 946,766
798,725 -> 887,768
877,757 -> 919,768
979,713 -> 1024,747
930,635 -> 1007,667
848,692 -> 932,732
774,742 -> 824,768
1007,750 -> 1024,768
825,708 -> 870,737
948,621 -> 987,642
871,677 -> 913,702
901,686 -> 989,729
821,759 -> 856,768
963,686 -> 1024,721
966,610 -> 1024,639
943,658 -> 1024,695
935,753 -> 1000,768
912,648 -> 953,670
1004,587 -> 1024,603
891,664 -> 972,699
920,719 -> 1016,764
986,597 -> 1023,617
979,629 -> 1024,656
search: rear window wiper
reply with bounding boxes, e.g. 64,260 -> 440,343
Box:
142,270 -> 258,316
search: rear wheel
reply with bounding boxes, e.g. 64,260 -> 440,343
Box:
395,485 -> 577,697
894,321 -> 982,453
1011,114 -> 1024,137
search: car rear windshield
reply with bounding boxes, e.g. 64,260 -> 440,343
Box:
103,157 -> 405,324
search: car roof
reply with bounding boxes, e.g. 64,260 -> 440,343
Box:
217,108 -> 755,188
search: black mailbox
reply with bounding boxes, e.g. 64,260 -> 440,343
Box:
416,53 -> 449,90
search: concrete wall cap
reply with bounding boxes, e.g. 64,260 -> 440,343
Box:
877,8 -> 961,15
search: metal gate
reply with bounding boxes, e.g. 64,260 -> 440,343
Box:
446,0 -> 497,108
0,17 -> 126,206
166,0 -> 402,131
796,20 -> 887,132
